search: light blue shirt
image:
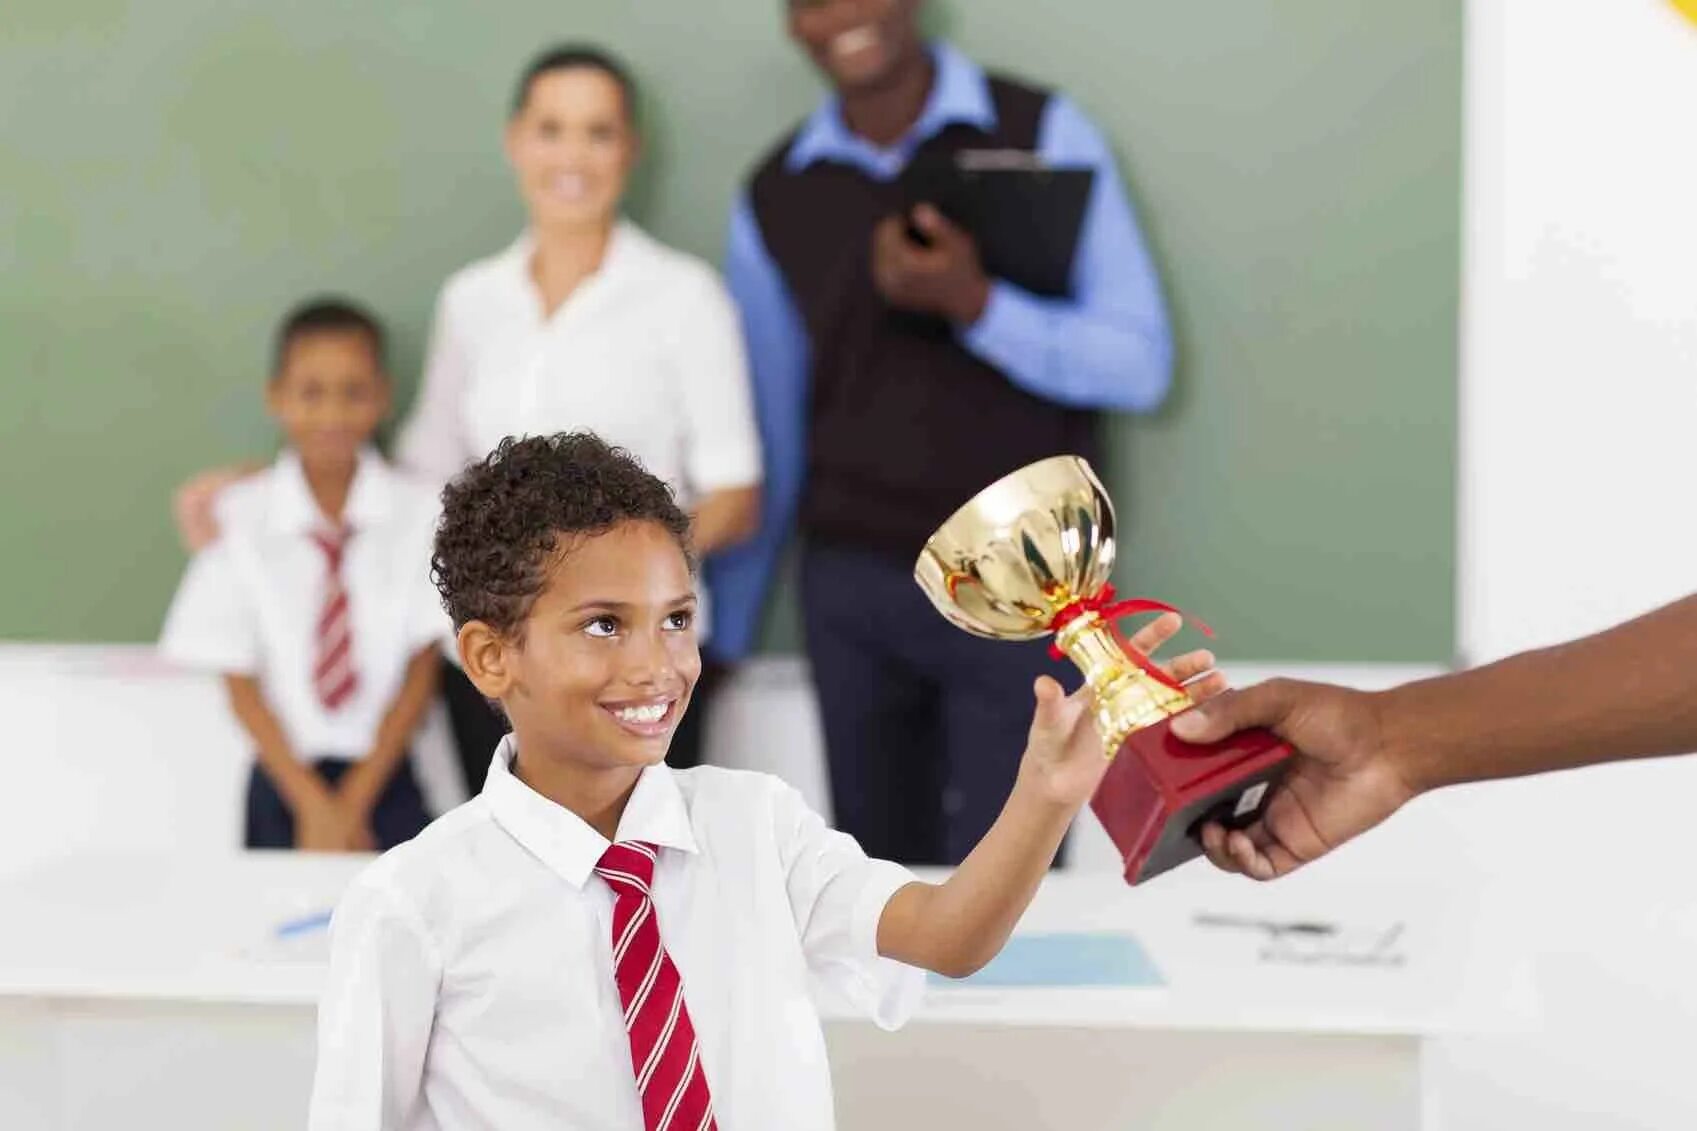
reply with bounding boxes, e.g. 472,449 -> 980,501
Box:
707,42 -> 1173,661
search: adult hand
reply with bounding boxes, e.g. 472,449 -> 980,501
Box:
1172,680 -> 1420,880
171,463 -> 259,552
871,203 -> 992,325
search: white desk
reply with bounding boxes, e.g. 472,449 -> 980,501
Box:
0,646 -> 1557,1130
0,850 -> 1532,1131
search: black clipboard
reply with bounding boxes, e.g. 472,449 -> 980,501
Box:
901,149 -> 1095,297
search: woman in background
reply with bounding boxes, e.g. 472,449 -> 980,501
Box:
175,45 -> 762,794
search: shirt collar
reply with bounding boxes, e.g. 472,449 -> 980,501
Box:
785,42 -> 996,177
503,218 -> 644,297
481,734 -> 699,889
266,446 -> 391,536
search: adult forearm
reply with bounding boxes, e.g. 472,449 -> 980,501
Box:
1383,595 -> 1697,792
962,283 -> 1172,412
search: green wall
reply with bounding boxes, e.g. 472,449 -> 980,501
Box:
0,0 -> 1459,660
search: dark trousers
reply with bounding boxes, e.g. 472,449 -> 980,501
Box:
801,544 -> 1071,866
245,757 -> 430,851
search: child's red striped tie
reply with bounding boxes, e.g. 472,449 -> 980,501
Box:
310,527 -> 359,710
595,841 -> 717,1131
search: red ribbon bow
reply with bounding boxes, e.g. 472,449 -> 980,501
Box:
1047,584 -> 1212,692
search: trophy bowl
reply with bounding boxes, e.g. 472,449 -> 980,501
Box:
914,455 -> 1293,885
914,455 -> 1116,641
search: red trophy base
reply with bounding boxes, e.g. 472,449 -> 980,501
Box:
1089,715 -> 1292,884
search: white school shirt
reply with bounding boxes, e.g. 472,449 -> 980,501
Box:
395,220 -> 762,506
158,448 -> 449,761
308,737 -> 924,1131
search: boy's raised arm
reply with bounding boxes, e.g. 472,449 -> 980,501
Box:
877,617 -> 1222,977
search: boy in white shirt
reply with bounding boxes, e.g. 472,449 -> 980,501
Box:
308,431 -> 1220,1130
160,299 -> 447,851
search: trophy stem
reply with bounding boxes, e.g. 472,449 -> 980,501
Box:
1054,612 -> 1192,755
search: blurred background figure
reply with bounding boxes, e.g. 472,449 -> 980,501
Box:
711,0 -> 1173,866
159,299 -> 444,852
172,45 -> 764,794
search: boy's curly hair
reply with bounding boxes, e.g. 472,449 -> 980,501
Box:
431,432 -> 695,637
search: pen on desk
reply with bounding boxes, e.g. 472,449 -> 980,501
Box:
1192,912 -> 1339,937
1368,921 -> 1406,955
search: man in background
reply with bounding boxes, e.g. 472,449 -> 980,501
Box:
711,0 -> 1174,865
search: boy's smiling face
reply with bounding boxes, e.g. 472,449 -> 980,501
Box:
480,520 -> 700,772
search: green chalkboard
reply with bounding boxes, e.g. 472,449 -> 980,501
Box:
0,0 -> 1459,660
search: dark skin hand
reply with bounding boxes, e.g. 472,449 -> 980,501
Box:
1178,594 -> 1697,880
872,203 -> 993,325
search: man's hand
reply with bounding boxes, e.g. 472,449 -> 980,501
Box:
1173,680 -> 1420,881
871,204 -> 992,325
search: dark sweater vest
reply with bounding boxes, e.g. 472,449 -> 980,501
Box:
749,75 -> 1099,561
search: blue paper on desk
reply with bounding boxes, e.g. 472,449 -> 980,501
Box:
928,932 -> 1164,988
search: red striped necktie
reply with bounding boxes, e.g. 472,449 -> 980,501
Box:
310,527 -> 359,710
595,841 -> 717,1131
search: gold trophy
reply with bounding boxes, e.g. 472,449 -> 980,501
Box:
915,455 -> 1291,883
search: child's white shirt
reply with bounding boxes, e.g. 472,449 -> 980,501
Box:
158,447 -> 448,760
308,737 -> 923,1131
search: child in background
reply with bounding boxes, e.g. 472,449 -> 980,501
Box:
308,431 -> 1222,1129
160,298 -> 447,851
